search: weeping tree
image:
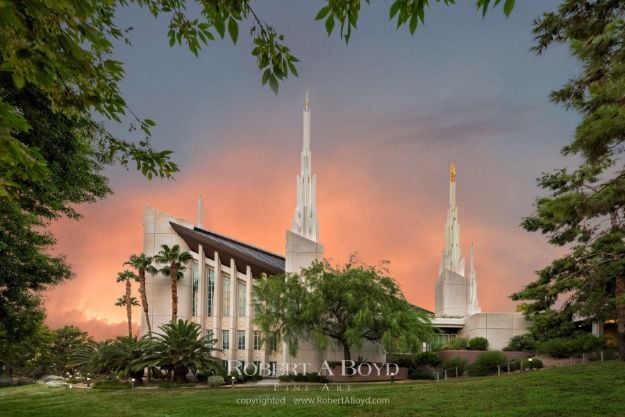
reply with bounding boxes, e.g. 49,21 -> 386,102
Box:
255,258 -> 433,361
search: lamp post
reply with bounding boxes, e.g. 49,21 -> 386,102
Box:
86,377 -> 91,388
231,376 -> 236,387
390,372 -> 396,384
131,378 -> 135,389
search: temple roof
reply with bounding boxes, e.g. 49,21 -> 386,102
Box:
170,222 -> 285,277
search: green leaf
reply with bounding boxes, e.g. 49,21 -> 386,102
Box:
315,6 -> 331,21
228,18 -> 239,44
268,75 -> 279,94
503,0 -> 515,16
409,13 -> 418,34
262,69 -> 271,85
12,73 -> 24,89
325,16 -> 335,36
389,1 -> 401,19
214,17 -> 225,38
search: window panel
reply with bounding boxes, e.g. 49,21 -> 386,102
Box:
222,274 -> 230,317
238,281 -> 247,317
222,330 -> 230,350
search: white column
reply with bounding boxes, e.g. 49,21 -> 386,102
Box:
198,245 -> 206,326
213,251 -> 222,346
230,258 -> 238,359
245,266 -> 253,366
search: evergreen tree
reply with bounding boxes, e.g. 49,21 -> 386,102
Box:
513,0 -> 625,360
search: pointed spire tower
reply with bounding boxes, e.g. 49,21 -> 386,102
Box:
439,161 -> 465,276
468,243 -> 481,315
291,92 -> 319,242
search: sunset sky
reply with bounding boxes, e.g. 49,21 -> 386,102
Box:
45,0 -> 580,340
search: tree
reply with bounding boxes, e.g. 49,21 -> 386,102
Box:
115,270 -> 140,337
512,1 -> 625,360
154,244 -> 192,321
0,0 -> 512,344
254,259 -> 433,361
125,254 -> 158,335
137,320 -> 222,383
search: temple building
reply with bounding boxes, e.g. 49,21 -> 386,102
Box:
431,163 -> 529,350
141,94 -> 384,374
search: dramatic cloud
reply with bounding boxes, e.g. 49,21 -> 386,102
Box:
44,112 -> 561,339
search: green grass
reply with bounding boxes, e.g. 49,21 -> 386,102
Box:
1,362 -> 625,417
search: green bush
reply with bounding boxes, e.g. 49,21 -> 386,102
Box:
408,368 -> 435,380
537,334 -> 605,358
206,375 -> 224,387
504,334 -> 536,352
92,381 -> 131,389
446,337 -> 469,350
520,358 -> 543,370
443,357 -> 468,376
468,351 -> 507,376
414,352 -> 441,367
387,354 -> 416,369
468,337 -> 489,351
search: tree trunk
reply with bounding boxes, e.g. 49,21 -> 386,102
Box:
173,366 -> 187,384
616,274 -> 625,361
126,279 -> 132,337
171,263 -> 178,321
138,269 -> 152,335
343,342 -> 351,361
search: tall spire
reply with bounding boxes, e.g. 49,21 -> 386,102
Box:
197,193 -> 203,227
468,243 -> 481,314
440,161 -> 464,275
291,92 -> 318,242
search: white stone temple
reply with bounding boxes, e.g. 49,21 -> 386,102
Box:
141,94 -> 384,375
431,163 -> 528,350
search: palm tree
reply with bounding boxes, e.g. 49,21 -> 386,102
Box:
125,254 -> 158,335
72,336 -> 147,383
154,244 -> 192,321
137,320 -> 222,383
115,270 -> 139,337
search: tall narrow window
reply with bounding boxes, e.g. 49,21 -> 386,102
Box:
237,330 -> 246,350
206,268 -> 214,316
252,289 -> 261,316
253,331 -> 262,351
222,274 -> 230,317
222,330 -> 230,350
206,329 -> 214,346
191,262 -> 199,316
238,281 -> 247,317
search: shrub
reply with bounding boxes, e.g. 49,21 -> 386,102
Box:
537,334 -> 605,358
468,337 -> 489,351
446,337 -> 468,350
504,334 -> 536,352
519,358 -> 543,370
387,354 -> 416,369
206,375 -> 224,387
414,352 -> 441,367
408,368 -> 435,380
443,357 -> 468,376
468,351 -> 507,376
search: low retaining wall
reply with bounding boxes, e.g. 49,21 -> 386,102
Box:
437,350 -> 530,365
325,366 -> 408,382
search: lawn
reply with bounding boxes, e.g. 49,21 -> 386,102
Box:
1,362 -> 624,417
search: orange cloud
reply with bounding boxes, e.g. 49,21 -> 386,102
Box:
44,120 -> 559,340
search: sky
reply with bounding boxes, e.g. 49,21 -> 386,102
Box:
44,0 -> 581,340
